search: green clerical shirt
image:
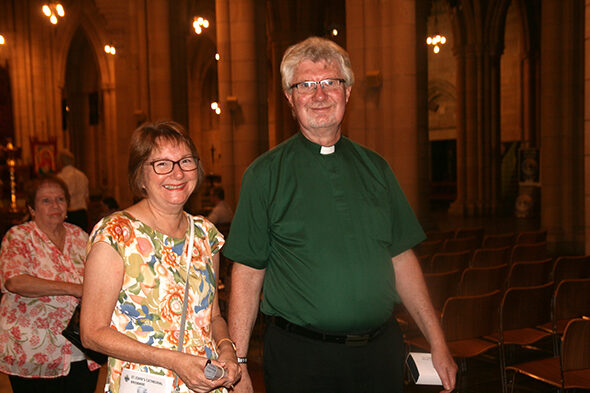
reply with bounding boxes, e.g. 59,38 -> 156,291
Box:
223,133 -> 425,332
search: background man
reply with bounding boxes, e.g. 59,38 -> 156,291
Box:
223,37 -> 457,393
207,186 -> 234,225
57,150 -> 89,231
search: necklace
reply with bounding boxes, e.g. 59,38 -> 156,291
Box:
145,200 -> 185,237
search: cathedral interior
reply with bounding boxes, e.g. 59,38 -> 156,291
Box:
0,1 -> 589,392
0,0 -> 587,250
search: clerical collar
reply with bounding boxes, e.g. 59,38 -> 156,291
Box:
320,145 -> 335,155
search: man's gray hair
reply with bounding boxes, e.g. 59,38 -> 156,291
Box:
280,36 -> 355,92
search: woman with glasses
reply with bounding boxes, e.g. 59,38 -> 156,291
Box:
80,121 -> 240,393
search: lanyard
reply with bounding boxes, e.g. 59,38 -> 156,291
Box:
174,215 -> 195,391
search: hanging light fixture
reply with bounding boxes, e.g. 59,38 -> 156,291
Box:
426,35 -> 446,54
193,17 -> 209,35
104,44 -> 116,55
426,1 -> 446,54
211,102 -> 221,115
42,3 -> 65,25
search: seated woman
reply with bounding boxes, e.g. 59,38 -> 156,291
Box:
0,175 -> 100,393
81,121 -> 240,393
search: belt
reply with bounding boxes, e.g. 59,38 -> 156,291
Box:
266,315 -> 387,346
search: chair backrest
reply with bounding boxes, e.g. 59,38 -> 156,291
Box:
499,282 -> 553,333
426,229 -> 455,241
510,242 -> 547,264
561,317 -> 590,372
429,250 -> 472,274
413,239 -> 443,258
551,255 -> 590,285
515,229 -> 547,244
471,246 -> 511,268
455,226 -> 484,245
424,269 -> 462,311
553,278 -> 590,323
441,290 -> 502,341
442,236 -> 480,253
458,264 -> 509,296
506,258 -> 554,288
482,232 -> 516,248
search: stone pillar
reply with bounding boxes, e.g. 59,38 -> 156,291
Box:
586,0 -> 590,253
145,0 -> 172,120
346,0 -> 424,213
541,0 -> 585,253
448,2 -> 503,217
216,0 -> 266,206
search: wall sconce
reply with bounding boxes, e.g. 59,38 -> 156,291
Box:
193,17 -> 209,35
104,44 -> 116,55
42,3 -> 65,25
0,35 -> 5,45
366,70 -> 382,89
211,102 -> 221,115
226,96 -> 239,112
215,53 -> 220,61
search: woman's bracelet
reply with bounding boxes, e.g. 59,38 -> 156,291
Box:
216,337 -> 237,352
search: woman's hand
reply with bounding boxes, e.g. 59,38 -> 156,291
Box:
216,347 -> 241,390
172,353 -> 238,392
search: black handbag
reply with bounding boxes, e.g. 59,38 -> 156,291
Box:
62,304 -> 108,364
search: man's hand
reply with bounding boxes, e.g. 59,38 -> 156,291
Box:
432,344 -> 457,392
232,365 -> 254,393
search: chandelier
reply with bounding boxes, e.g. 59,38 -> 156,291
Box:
426,1 -> 446,54
426,34 -> 446,54
193,17 -> 209,35
42,3 -> 65,25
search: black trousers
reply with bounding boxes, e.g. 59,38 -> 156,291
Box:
263,317 -> 405,393
9,361 -> 99,393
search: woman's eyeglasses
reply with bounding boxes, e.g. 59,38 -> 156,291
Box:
148,157 -> 199,175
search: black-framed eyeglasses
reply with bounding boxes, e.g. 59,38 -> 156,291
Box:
289,78 -> 346,94
147,157 -> 199,175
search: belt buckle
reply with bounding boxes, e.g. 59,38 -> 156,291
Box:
344,334 -> 370,346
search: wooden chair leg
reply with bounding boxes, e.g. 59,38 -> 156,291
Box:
509,369 -> 516,393
499,343 -> 508,393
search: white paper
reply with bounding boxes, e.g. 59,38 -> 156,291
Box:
119,367 -> 174,393
406,352 -> 443,385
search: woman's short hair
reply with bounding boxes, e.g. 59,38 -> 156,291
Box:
280,36 -> 355,91
25,175 -> 71,210
128,120 -> 204,198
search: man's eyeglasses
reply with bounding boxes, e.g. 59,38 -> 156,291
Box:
147,157 -> 199,175
289,78 -> 346,95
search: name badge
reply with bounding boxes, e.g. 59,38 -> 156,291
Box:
119,368 -> 174,393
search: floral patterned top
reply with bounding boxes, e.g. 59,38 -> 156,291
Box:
0,221 -> 100,377
89,211 -> 225,393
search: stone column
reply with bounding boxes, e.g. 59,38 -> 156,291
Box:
145,0 -> 172,120
346,0 -> 424,213
215,0 -> 266,206
586,0 -> 590,253
541,0 -> 585,253
448,2 -> 503,217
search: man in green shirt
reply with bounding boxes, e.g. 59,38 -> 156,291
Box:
224,36 -> 457,393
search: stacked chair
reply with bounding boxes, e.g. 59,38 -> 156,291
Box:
404,226 -> 590,391
506,317 -> 590,392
